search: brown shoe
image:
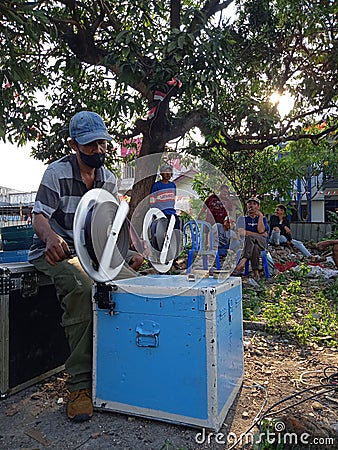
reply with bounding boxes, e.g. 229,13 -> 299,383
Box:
67,388 -> 93,422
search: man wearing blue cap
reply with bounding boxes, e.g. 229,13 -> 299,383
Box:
28,111 -> 143,422
231,197 -> 269,280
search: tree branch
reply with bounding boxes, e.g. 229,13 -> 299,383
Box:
170,0 -> 181,29
188,0 -> 235,34
168,110 -> 208,141
281,105 -> 337,135
98,0 -> 122,32
52,3 -> 153,100
203,0 -> 235,19
285,125 -> 337,144
210,124 -> 338,153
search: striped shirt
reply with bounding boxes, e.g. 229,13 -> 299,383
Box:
150,180 -> 176,215
28,154 -> 117,261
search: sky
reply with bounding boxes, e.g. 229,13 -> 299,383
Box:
0,142 -> 46,192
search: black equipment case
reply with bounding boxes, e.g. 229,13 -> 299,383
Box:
0,262 -> 69,397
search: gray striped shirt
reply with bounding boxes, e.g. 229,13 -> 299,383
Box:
28,154 -> 117,261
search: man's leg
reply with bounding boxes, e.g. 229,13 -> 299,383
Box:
32,256 -> 94,421
317,240 -> 338,268
269,230 -> 280,245
251,235 -> 268,279
279,235 -> 288,245
279,234 -> 293,249
250,244 -> 261,271
234,235 -> 267,274
291,239 -> 311,258
172,215 -> 182,269
333,243 -> 338,268
212,223 -> 222,250
233,235 -> 256,272
229,239 -> 241,252
218,245 -> 229,257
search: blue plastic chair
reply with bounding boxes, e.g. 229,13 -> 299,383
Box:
183,220 -> 221,274
236,249 -> 270,278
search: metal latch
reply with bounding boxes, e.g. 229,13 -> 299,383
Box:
94,283 -> 116,310
136,321 -> 160,347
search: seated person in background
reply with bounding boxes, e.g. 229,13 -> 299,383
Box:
316,239 -> 338,268
231,197 -> 268,280
198,184 -> 231,225
269,204 -> 323,262
213,216 -> 241,256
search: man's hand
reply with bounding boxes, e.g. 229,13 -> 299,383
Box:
141,240 -> 151,258
44,233 -> 71,266
32,213 -> 71,266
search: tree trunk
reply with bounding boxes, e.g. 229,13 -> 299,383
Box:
128,131 -> 168,233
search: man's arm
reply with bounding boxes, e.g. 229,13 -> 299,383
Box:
241,228 -> 268,238
317,240 -> 338,269
238,214 -> 268,238
32,213 -> 71,266
317,239 -> 338,248
256,211 -> 267,234
270,215 -> 280,232
197,201 -> 207,220
282,217 -> 291,235
237,227 -> 246,238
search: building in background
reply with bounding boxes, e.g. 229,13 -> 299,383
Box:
0,186 -> 36,226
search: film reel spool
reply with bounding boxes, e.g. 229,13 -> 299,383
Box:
73,189 -> 129,282
142,208 -> 179,273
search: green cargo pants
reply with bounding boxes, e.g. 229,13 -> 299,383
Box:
31,256 -> 93,392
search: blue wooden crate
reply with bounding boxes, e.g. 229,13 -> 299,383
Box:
93,275 -> 243,431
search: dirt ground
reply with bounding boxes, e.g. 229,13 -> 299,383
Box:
0,325 -> 337,450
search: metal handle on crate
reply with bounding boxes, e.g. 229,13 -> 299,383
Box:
136,320 -> 160,347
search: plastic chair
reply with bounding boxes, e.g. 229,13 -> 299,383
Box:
183,220 -> 221,274
236,249 -> 270,279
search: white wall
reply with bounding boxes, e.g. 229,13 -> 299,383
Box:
311,201 -> 325,222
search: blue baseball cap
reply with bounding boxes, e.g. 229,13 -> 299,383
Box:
69,111 -> 112,144
160,165 -> 173,173
246,197 -> 260,205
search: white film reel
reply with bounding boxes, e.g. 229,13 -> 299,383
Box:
73,188 -> 129,282
142,208 -> 178,273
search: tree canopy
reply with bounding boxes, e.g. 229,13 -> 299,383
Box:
1,0 -> 337,212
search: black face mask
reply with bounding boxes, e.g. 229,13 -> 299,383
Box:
79,150 -> 105,168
